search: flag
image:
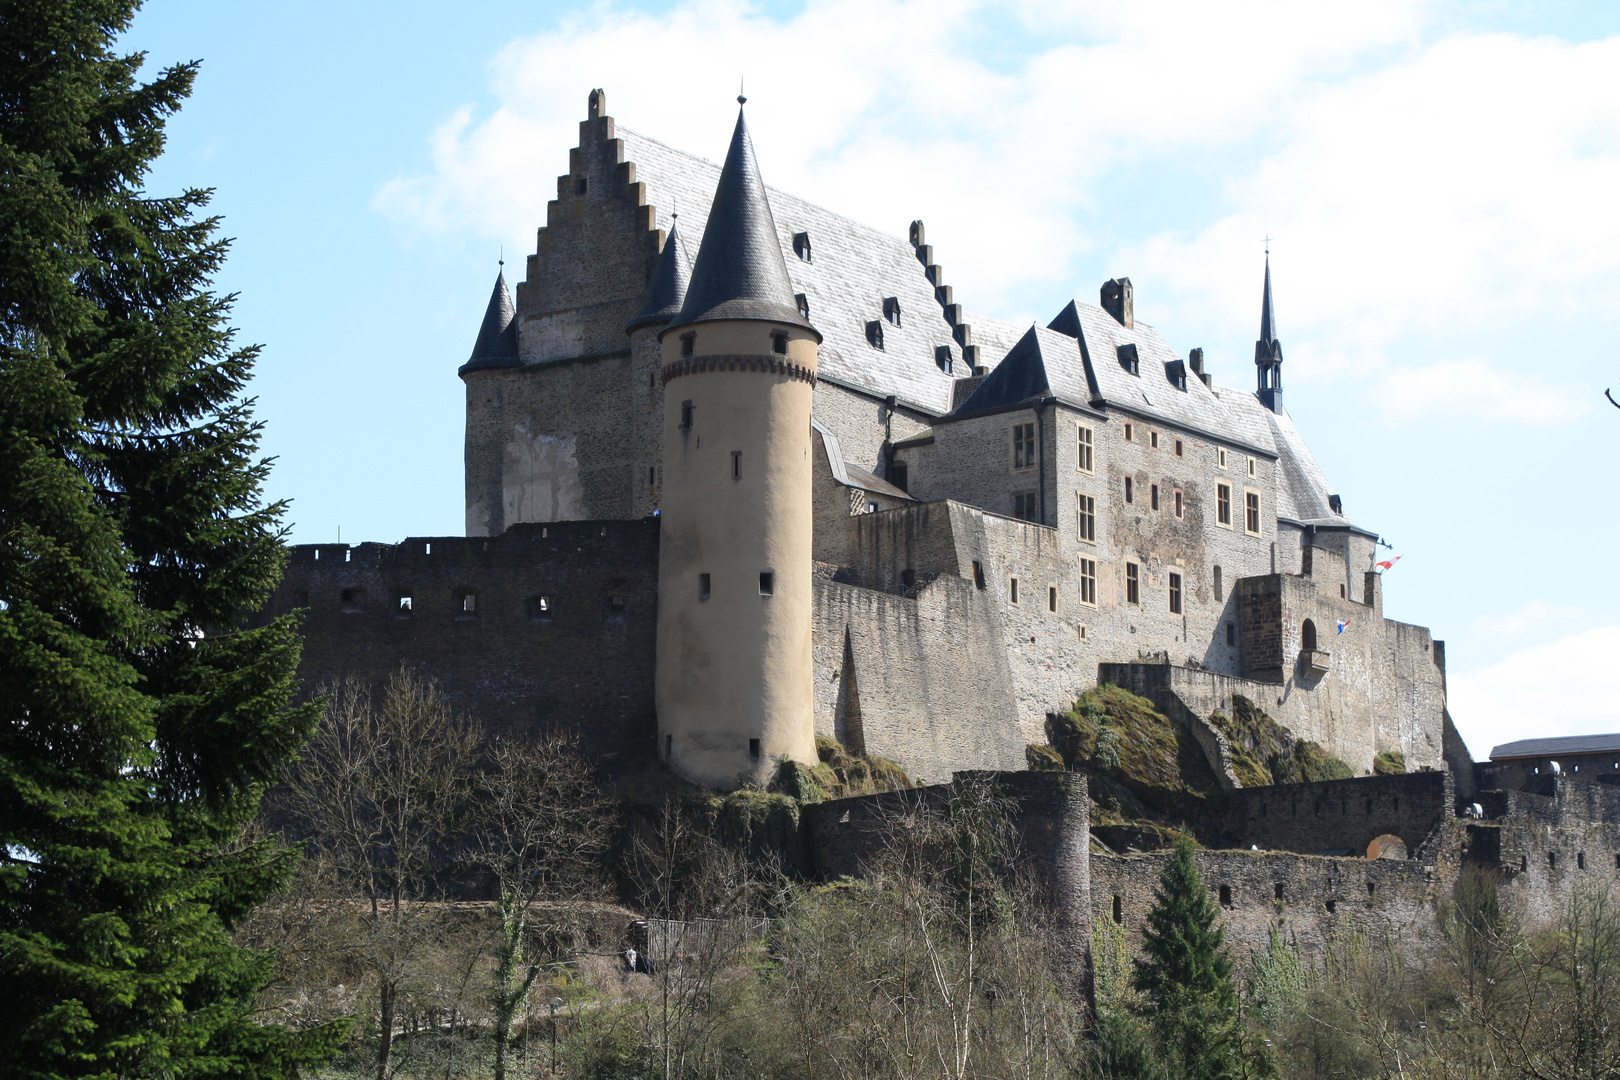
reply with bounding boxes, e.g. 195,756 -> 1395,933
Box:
1375,555 -> 1402,572
1336,618 -> 1351,635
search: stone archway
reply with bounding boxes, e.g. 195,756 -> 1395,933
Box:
1367,834 -> 1408,860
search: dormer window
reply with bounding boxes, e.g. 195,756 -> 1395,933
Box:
883,297 -> 902,327
793,232 -> 812,262
680,332 -> 695,358
795,292 -> 809,320
866,320 -> 884,350
1117,343 -> 1140,376
935,345 -> 953,375
1165,359 -> 1188,390
771,331 -> 788,355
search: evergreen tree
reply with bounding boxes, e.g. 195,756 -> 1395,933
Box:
1132,836 -> 1248,1080
0,2 -> 344,1075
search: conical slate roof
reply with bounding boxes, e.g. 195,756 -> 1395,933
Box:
626,219 -> 692,332
954,327 -> 1050,414
459,270 -> 521,376
665,104 -> 817,337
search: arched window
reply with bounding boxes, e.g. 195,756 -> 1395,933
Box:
1302,618 -> 1318,651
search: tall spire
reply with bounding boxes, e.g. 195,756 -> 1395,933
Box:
627,218 -> 692,332
665,102 -> 817,336
459,268 -> 520,376
1254,252 -> 1283,407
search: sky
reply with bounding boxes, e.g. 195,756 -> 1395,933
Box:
120,0 -> 1620,759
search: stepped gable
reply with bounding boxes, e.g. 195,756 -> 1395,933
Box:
458,269 -> 521,375
626,218 -> 692,331
614,125 -> 961,413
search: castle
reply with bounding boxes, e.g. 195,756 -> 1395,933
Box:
267,90 -> 1620,967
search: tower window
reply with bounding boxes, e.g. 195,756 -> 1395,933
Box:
771,332 -> 788,355
525,595 -> 552,621
1340,583 -> 1347,599
574,177 -> 587,195
1217,483 -> 1232,527
1126,562 -> 1140,605
795,292 -> 810,320
935,345 -> 953,374
883,297 -> 902,327
396,595 -> 413,617
1174,438 -> 1183,457
1150,483 -> 1159,511
1219,884 -> 1231,906
1008,577 -> 1019,605
1150,430 -> 1159,449
731,451 -> 742,480
1302,619 -> 1318,651
1077,425 -> 1093,473
1124,476 -> 1134,504
1077,493 -> 1095,542
680,332 -> 695,358
793,232 -> 812,262
699,573 -> 711,601
865,320 -> 884,349
1226,622 -> 1236,646
1112,896 -> 1123,924
1048,586 -> 1058,613
749,738 -> 761,760
649,466 -> 657,486
1123,422 -> 1133,441
972,561 -> 986,589
680,400 -> 694,430
457,590 -> 478,617
1174,489 -> 1183,518
1245,490 -> 1262,535
1013,491 -> 1039,522
1169,571 -> 1182,614
1274,883 -> 1285,900
1079,558 -> 1097,605
1013,423 -> 1036,469
759,572 -> 774,595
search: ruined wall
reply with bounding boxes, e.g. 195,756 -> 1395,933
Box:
1226,772 -> 1453,859
265,520 -> 660,759
1476,778 -> 1620,926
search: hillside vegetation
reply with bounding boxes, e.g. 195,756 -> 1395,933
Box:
1210,695 -> 1355,787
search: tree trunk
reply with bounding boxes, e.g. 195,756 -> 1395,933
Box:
377,978 -> 396,1080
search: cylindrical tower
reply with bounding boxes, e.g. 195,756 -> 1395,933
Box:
654,99 -> 821,789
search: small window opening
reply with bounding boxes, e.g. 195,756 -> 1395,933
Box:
1578,852 -> 1586,869
749,738 -> 761,760
901,568 -> 916,589
649,372 -> 656,388
1219,884 -> 1231,906
1174,489 -> 1183,518
1150,430 -> 1159,449
1112,896 -> 1123,924
680,333 -> 695,358
1368,881 -> 1377,897
1048,585 -> 1058,613
771,332 -> 788,355
759,572 -> 774,595
1302,619 -> 1318,651
525,595 -> 552,621
344,549 -> 351,563
889,462 -> 908,491
1168,572 -> 1182,615
313,549 -> 319,561
731,451 -> 742,480
699,573 -> 711,601
1326,899 -> 1338,914
1249,456 -> 1257,477
973,561 -> 986,589
1217,447 -> 1228,468
1521,855 -> 1529,871
866,320 -> 885,349
1123,422 -> 1133,441
680,400 -> 694,430
792,232 -> 811,262
1150,483 -> 1159,510
1549,851 -> 1558,868
574,177 -> 588,196
1213,565 -> 1223,601
935,345 -> 953,374
340,587 -> 365,611
397,595 -> 413,616
665,734 -> 672,760
795,292 -> 809,319
883,297 -> 902,327
1126,562 -> 1140,605
649,466 -> 657,486
460,591 -> 477,614
1174,438 -> 1183,457
1079,625 -> 1087,640
1226,622 -> 1236,646
1274,883 -> 1285,900
1340,583 -> 1347,599
1124,476 -> 1134,503
1008,577 -> 1019,605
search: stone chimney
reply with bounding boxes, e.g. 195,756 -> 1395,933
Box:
1100,277 -> 1133,328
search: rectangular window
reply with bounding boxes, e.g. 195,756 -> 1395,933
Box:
1174,438 -> 1183,457
1014,491 -> 1039,522
973,560 -> 986,589
1009,576 -> 1020,605
1248,456 -> 1257,477
1150,483 -> 1159,510
1048,585 -> 1058,613
889,462 -> 908,492
680,333 -> 695,357
1217,483 -> 1232,527
680,400 -> 694,429
1126,562 -> 1140,605
699,573 -> 711,600
1226,622 -> 1237,646
1217,447 -> 1228,468
1123,421 -> 1133,441
1169,571 -> 1183,614
759,571 -> 774,595
1150,430 -> 1159,449
1077,425 -> 1094,473
1245,490 -> 1262,535
1124,476 -> 1134,504
1077,493 -> 1096,542
1174,489 -> 1184,518
731,451 -> 741,480
1213,565 -> 1223,601
1013,422 -> 1036,469
1079,558 -> 1097,606
749,738 -> 761,760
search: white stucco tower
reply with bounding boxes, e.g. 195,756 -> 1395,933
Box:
652,99 -> 821,789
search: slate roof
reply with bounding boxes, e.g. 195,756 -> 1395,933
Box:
459,270 -> 520,375
1490,734 -> 1620,761
626,218 -> 692,332
617,127 -> 964,414
668,105 -> 814,334
812,419 -> 915,500
1259,254 -> 1279,350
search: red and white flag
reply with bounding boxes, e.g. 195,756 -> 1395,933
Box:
1375,555 -> 1402,572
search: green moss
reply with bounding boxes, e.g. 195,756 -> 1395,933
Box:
1373,750 -> 1407,776
1026,743 -> 1066,771
1047,684 -> 1224,821
1209,695 -> 1354,786
702,788 -> 802,851
774,737 -> 911,803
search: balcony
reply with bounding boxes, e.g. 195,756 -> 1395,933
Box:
1300,648 -> 1331,678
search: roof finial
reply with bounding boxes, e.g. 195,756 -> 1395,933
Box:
738,77 -> 746,106
1264,234 -> 1273,255
499,244 -> 504,269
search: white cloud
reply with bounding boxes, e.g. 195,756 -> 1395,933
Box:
1469,600 -> 1589,640
1373,355 -> 1588,424
1447,624 -> 1620,759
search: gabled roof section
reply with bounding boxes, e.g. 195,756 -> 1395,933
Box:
1491,734 -> 1620,761
459,270 -> 520,376
626,219 -> 692,332
812,418 -> 915,500
666,105 -> 816,336
1266,404 -> 1355,529
953,327 -> 1050,413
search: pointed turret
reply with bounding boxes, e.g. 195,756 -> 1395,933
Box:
664,103 -> 817,337
459,269 -> 521,376
627,219 -> 692,332
955,327 -> 1051,414
1254,254 -> 1283,408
